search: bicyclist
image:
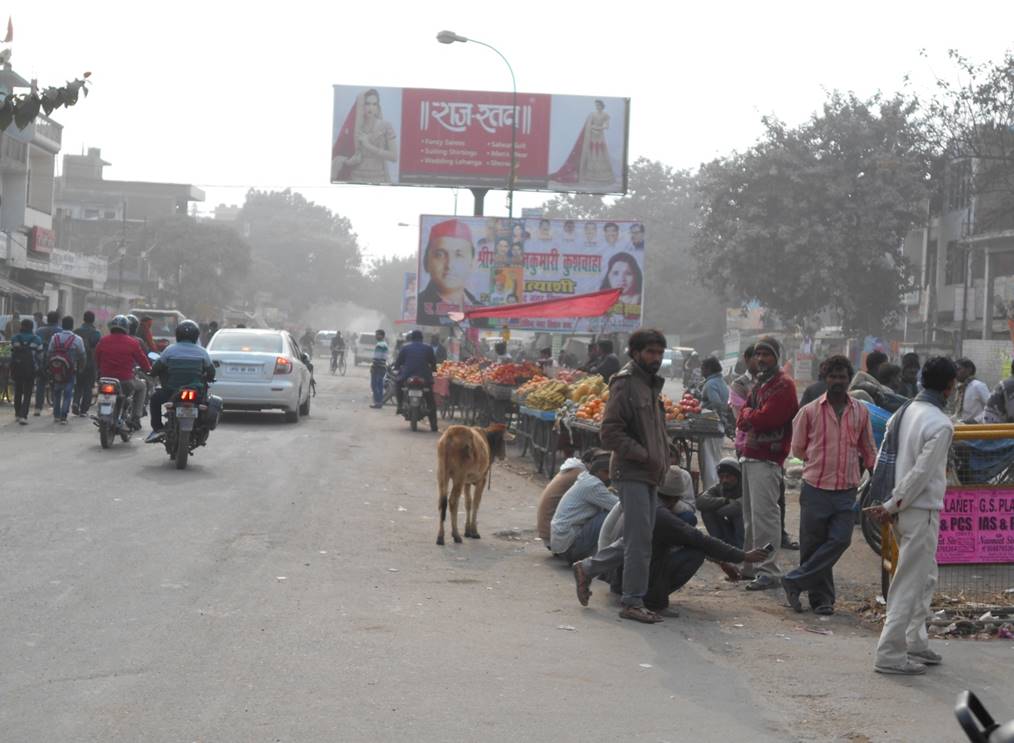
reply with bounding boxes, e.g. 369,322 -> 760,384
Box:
330,331 -> 346,372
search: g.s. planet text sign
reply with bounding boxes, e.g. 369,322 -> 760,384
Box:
937,488 -> 1014,564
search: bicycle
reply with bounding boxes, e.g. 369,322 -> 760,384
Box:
331,349 -> 347,376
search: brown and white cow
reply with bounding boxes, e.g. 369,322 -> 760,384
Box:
435,423 -> 508,545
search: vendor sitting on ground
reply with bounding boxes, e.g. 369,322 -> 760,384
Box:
536,448 -> 607,547
550,453 -> 618,563
600,466 -> 767,615
696,457 -> 745,549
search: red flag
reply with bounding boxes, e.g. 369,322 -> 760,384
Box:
459,288 -> 622,321
2,17 -> 12,44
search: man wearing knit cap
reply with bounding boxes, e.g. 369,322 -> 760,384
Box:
736,335 -> 798,590
417,218 -> 482,326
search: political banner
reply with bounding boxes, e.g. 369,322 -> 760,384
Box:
415,215 -> 645,331
331,86 -> 629,194
400,272 -> 417,323
937,487 -> 1014,564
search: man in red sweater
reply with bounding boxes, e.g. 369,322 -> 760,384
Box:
736,336 -> 798,590
94,315 -> 152,429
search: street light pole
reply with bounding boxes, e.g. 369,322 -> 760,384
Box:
436,31 -> 517,220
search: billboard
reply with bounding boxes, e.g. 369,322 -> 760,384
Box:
415,215 -> 645,331
331,86 -> 629,194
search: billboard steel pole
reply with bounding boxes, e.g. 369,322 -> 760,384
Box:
437,31 -> 516,219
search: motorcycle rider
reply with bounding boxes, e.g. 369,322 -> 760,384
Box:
94,315 -> 152,430
145,320 -> 216,444
126,314 -> 150,354
330,331 -> 346,370
393,329 -> 438,431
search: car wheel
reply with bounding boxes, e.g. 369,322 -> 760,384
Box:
299,391 -> 311,416
284,408 -> 299,423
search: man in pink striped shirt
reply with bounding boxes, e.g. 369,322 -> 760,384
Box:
782,355 -> 876,615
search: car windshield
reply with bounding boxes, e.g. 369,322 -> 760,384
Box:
359,334 -> 376,345
145,314 -> 179,337
209,332 -> 283,354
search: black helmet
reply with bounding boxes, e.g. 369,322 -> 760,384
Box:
108,315 -> 129,334
126,314 -> 140,335
176,319 -> 201,343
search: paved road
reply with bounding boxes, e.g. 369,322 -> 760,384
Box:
2,369 -> 1012,742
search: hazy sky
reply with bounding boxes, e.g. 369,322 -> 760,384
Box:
12,1 -> 1014,261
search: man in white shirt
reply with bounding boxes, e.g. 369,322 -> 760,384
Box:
954,358 -> 990,423
868,357 -> 957,676
551,454 -> 617,563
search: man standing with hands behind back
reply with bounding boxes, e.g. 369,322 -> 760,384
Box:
736,336 -> 798,591
869,357 -> 956,676
571,329 -> 670,624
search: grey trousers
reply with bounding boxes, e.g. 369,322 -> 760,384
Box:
783,483 -> 856,607
580,480 -> 657,608
875,508 -> 939,668
740,459 -> 783,579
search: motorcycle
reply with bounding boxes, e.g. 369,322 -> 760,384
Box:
92,377 -> 137,448
400,375 -> 434,432
956,690 -> 1014,742
161,383 -> 222,470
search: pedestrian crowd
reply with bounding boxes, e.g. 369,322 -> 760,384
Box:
536,327 -> 966,677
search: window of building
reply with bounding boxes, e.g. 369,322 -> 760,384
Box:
948,159 -> 972,211
103,210 -> 116,220
26,148 -> 55,215
84,208 -> 100,219
945,241 -> 967,285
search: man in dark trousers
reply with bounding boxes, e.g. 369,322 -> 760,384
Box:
33,310 -> 61,417
572,329 -> 670,624
73,310 -> 102,417
736,336 -> 798,591
783,355 -> 876,614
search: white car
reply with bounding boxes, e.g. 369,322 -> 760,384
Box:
206,328 -> 313,422
354,332 -> 378,366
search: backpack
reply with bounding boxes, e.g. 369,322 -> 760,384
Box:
10,339 -> 37,375
868,401 -> 913,505
47,333 -> 78,383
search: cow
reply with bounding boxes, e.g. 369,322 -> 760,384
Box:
436,423 -> 509,545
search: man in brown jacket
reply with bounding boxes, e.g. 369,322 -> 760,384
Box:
572,329 -> 670,623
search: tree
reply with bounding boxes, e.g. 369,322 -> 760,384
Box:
139,216 -> 251,318
239,189 -> 367,315
543,158 -> 726,347
692,92 -> 932,336
368,254 -> 417,326
924,50 -> 1014,233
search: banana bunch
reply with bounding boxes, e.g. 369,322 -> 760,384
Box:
526,380 -> 571,411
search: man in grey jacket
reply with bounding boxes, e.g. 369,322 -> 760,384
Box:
572,329 -> 670,624
868,357 -> 956,676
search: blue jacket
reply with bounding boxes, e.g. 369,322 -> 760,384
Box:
395,341 -> 436,384
152,340 -> 216,391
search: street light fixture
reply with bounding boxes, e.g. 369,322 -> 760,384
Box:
435,30 -> 517,219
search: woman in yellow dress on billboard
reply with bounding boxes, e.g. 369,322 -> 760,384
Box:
331,88 -> 398,183
549,99 -> 615,186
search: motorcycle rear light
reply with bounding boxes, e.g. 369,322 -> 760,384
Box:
99,383 -> 116,394
180,389 -> 197,402
274,357 -> 293,374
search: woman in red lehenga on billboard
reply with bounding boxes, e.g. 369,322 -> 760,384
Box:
331,88 -> 397,183
549,99 -> 615,186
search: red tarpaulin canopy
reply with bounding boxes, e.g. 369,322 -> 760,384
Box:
449,288 -> 621,322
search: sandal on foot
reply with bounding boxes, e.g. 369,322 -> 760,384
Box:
619,606 -> 663,624
572,562 -> 592,607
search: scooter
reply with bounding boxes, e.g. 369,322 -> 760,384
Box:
92,377 -> 137,449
